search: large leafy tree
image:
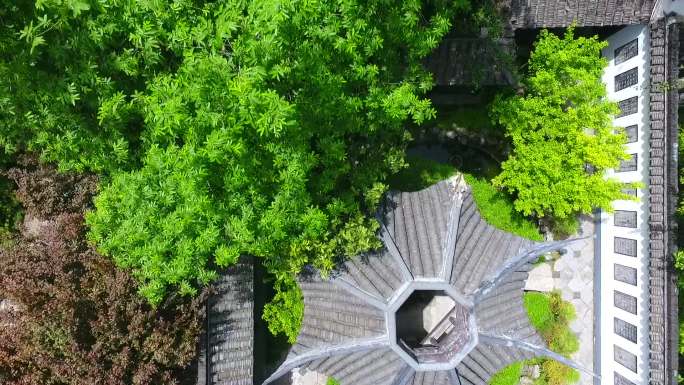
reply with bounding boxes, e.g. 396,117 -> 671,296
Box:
1,0 -> 468,340
491,28 -> 630,220
0,159 -> 204,385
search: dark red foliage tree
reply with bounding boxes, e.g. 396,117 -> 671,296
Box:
0,158 -> 205,385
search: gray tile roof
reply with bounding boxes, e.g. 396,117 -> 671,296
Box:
292,278 -> 386,356
307,348 -> 408,385
455,344 -> 535,385
265,176 -> 590,385
474,269 -> 543,344
507,0 -> 655,29
647,18 -> 680,385
424,38 -> 515,87
449,191 -> 535,294
197,258 -> 254,385
382,182 -> 454,278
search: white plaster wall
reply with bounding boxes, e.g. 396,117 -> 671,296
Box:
599,24 -> 651,385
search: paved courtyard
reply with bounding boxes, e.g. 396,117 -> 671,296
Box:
527,215 -> 596,385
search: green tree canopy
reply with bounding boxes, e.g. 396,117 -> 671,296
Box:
491,28 -> 631,219
1,0 -> 470,340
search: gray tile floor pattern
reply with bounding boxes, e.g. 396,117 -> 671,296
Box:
550,215 -> 596,385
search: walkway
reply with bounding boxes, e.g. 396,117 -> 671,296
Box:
525,215 -> 596,385
553,216 -> 596,385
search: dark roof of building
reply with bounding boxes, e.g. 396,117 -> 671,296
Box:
647,17 -> 679,385
424,38 -> 516,87
264,176 -> 589,385
507,0 -> 655,29
197,258 -> 254,385
426,2 -> 658,88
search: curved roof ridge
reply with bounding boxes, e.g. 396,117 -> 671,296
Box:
382,177 -> 462,280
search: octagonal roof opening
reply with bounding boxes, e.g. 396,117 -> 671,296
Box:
393,288 -> 475,368
396,290 -> 455,347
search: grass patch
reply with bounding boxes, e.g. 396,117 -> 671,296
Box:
464,174 -> 543,241
434,106 -> 496,134
523,291 -> 554,330
490,292 -> 580,385
523,291 -> 578,355
388,155 -> 457,192
326,378 -> 340,385
523,291 -> 580,385
489,362 -> 523,385
388,156 -> 542,241
435,106 -> 494,132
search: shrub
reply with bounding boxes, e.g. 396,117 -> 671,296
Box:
0,159 -> 204,385
540,359 -> 580,385
262,276 -> 304,343
550,215 -> 580,239
86,146 -> 225,304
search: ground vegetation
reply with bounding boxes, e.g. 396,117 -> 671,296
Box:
0,158 -> 204,385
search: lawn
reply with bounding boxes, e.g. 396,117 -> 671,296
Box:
522,291 -> 580,385
489,362 -> 523,385
523,291 -> 578,355
489,291 -> 580,385
464,174 -> 543,241
388,155 -> 542,241
433,105 -> 499,138
388,155 -> 457,192
523,291 -> 554,330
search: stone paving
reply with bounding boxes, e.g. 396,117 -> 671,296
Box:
292,368 -> 327,385
527,215 -> 596,385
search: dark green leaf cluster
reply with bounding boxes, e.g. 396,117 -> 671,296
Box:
492,28 -> 632,219
1,0 -> 468,340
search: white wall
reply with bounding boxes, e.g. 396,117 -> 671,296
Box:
599,24 -> 651,385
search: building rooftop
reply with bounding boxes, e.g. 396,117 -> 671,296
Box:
196,258 -> 255,385
507,0 -> 655,29
264,176 -> 587,385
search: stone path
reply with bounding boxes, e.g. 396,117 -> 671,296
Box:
527,215 -> 596,385
554,216 -> 595,385
292,368 -> 327,385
